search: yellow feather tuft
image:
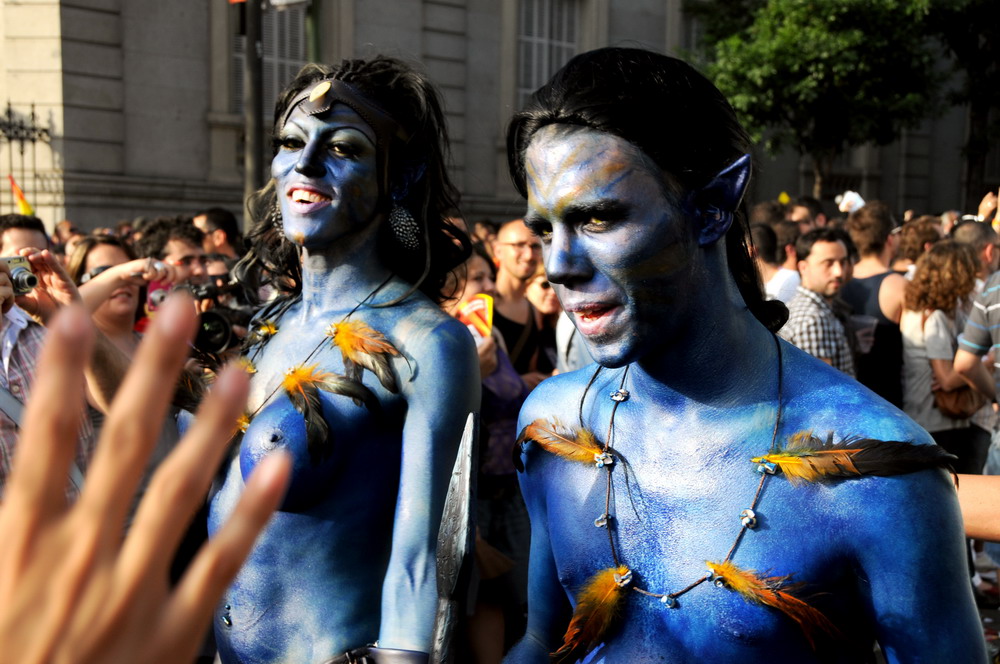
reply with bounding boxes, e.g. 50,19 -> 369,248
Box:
516,419 -> 607,467
237,357 -> 257,375
327,319 -> 399,361
751,430 -> 861,486
552,565 -> 631,663
236,413 -> 251,433
281,363 -> 333,397
706,560 -> 838,649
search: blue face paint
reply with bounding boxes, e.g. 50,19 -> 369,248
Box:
271,103 -> 381,249
523,124 -> 696,368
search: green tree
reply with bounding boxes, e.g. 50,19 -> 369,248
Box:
707,0 -> 938,198
928,0 -> 1000,208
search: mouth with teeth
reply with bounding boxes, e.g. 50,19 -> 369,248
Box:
572,304 -> 620,336
287,186 -> 333,213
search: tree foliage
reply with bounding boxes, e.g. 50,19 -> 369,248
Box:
705,0 -> 939,196
927,0 -> 1000,205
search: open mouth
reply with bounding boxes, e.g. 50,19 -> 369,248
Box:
571,304 -> 620,336
290,189 -> 331,204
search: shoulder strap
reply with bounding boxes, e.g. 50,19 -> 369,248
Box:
0,383 -> 84,493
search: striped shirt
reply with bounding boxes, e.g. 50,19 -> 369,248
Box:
0,307 -> 97,501
779,286 -> 856,376
959,273 -> 1000,385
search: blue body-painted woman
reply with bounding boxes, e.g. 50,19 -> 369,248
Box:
208,58 -> 479,664
503,49 -> 985,663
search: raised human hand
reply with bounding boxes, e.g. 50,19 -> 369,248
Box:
978,189 -> 998,223
0,296 -> 290,664
13,247 -> 81,324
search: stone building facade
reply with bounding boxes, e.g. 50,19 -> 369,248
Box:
0,0 -> 989,232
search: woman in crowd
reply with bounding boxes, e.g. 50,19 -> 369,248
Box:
446,244 -> 530,662
900,240 -> 989,469
67,235 -> 175,357
525,264 -> 560,373
209,57 -> 478,664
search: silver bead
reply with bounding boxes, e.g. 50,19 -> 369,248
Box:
594,514 -> 608,528
221,614 -> 232,627
757,460 -> 778,474
610,389 -> 630,402
594,452 -> 614,468
713,577 -> 727,588
661,595 -> 678,608
740,508 -> 757,529
613,569 -> 633,587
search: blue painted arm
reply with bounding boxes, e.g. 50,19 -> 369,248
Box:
505,393 -> 573,662
377,316 -> 480,651
855,469 -> 986,662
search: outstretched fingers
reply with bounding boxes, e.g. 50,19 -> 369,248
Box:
117,365 -> 248,583
78,294 -> 197,531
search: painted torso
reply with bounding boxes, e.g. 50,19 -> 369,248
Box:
515,341 -> 983,663
210,284 -> 477,664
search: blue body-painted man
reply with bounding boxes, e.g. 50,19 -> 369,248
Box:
504,48 -> 985,663
208,58 -> 479,664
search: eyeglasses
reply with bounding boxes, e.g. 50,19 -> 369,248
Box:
496,241 -> 542,254
167,255 -> 209,268
80,264 -> 112,284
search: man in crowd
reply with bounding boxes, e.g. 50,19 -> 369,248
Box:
840,201 -> 906,406
787,195 -> 828,232
779,227 -> 856,375
192,207 -> 244,259
0,214 -> 49,256
493,218 -> 550,387
137,216 -> 209,287
953,218 -> 1000,291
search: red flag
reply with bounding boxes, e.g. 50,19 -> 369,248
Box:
8,175 -> 33,216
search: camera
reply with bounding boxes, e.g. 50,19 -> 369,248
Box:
0,256 -> 38,295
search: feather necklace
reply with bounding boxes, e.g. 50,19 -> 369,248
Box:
517,334 -> 959,662
235,275 -> 404,461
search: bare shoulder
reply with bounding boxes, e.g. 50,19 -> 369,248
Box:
518,363 -> 599,429
779,339 -> 931,444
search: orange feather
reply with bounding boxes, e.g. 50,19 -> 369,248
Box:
551,566 -> 631,663
752,430 -> 861,486
327,320 -> 400,393
705,560 -> 838,649
515,419 -> 606,467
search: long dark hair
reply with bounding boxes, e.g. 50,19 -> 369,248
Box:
506,47 -> 786,332
237,56 -> 470,305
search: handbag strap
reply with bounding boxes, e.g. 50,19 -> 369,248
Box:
0,382 -> 84,493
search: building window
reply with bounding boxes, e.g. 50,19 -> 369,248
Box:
517,0 -> 579,108
232,4 -> 308,118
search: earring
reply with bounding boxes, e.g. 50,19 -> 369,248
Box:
270,202 -> 282,230
389,202 -> 420,250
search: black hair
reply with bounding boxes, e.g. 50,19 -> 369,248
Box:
506,47 -> 786,332
237,56 -> 470,305
750,224 -> 778,267
795,227 -> 853,262
135,215 -> 204,259
0,213 -> 49,246
195,207 -> 244,251
793,195 -> 824,221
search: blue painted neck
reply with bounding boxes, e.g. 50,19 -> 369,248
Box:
298,232 -> 393,316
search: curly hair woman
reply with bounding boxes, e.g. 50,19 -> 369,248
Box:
900,240 -> 988,472
208,57 -> 478,664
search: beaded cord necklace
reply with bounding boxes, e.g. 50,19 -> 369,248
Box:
581,332 -> 785,606
237,273 -> 403,435
517,332 -> 959,662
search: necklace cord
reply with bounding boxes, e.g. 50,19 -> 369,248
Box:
594,333 -> 784,601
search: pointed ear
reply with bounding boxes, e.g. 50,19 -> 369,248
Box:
391,160 -> 428,202
690,154 -> 752,247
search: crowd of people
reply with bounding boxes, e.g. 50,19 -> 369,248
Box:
755,191 -> 1000,621
0,46 -> 996,664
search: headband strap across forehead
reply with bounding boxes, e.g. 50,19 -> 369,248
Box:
282,78 -> 410,149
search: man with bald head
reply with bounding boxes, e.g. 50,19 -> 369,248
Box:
493,219 -> 551,388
